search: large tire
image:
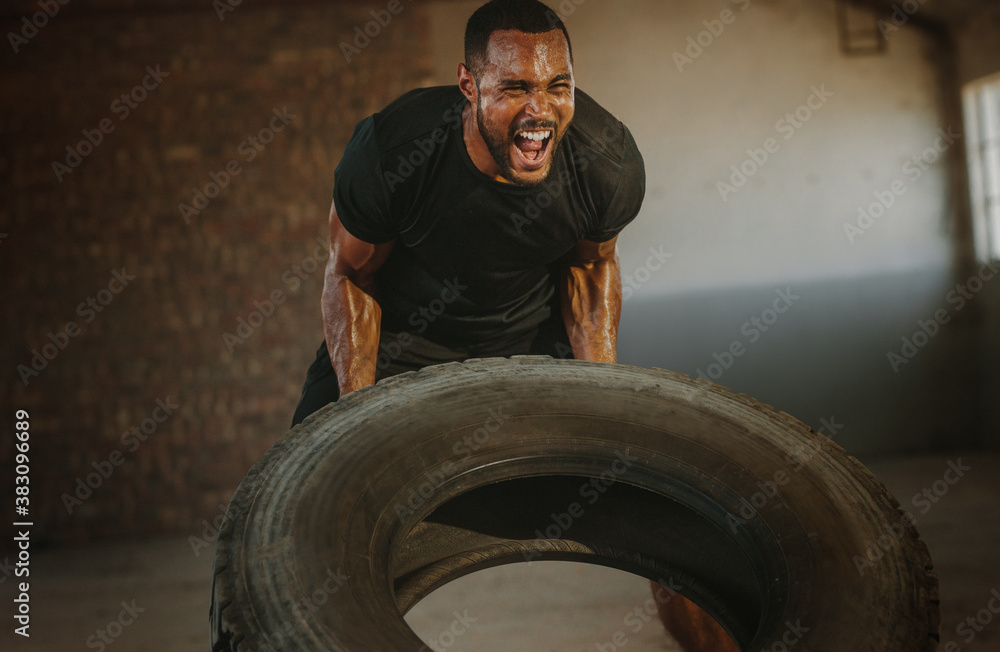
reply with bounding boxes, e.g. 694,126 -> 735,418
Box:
210,357 -> 939,651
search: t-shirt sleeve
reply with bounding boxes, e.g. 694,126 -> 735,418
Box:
585,124 -> 646,242
332,116 -> 396,244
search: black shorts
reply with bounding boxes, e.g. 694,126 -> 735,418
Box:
290,318 -> 574,426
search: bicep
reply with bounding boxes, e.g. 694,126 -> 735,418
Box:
327,200 -> 395,283
568,235 -> 619,267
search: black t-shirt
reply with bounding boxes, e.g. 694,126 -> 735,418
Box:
333,85 -> 645,350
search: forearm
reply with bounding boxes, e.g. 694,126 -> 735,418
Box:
321,273 -> 381,395
560,256 -> 622,363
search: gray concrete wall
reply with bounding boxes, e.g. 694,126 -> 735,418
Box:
428,0 -> 997,458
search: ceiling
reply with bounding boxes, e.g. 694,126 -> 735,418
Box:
852,0 -> 1000,28
926,0 -> 1000,24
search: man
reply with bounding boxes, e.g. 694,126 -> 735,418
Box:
291,0 -> 643,424
291,1 -> 734,650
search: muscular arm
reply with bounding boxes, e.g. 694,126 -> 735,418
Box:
559,236 -> 622,364
321,200 -> 395,395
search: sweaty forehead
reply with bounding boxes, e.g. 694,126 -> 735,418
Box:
481,29 -> 573,83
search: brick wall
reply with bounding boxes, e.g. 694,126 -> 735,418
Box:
0,0 -> 433,542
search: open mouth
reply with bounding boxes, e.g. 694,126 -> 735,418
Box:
512,129 -> 553,170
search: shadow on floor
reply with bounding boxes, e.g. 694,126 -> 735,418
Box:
3,453 -> 998,651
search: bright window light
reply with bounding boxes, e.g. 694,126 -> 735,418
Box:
964,73 -> 1000,263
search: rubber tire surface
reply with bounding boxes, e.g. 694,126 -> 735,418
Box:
210,357 -> 939,651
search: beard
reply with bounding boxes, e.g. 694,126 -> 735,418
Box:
476,95 -> 562,188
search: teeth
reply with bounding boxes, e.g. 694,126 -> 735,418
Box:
518,131 -> 551,141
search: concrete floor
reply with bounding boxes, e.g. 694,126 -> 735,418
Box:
3,453 -> 998,651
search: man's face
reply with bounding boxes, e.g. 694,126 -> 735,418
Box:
471,29 -> 575,187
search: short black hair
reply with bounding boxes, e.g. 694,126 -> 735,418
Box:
465,0 -> 573,78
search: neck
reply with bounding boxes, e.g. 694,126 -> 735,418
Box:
462,102 -> 509,184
